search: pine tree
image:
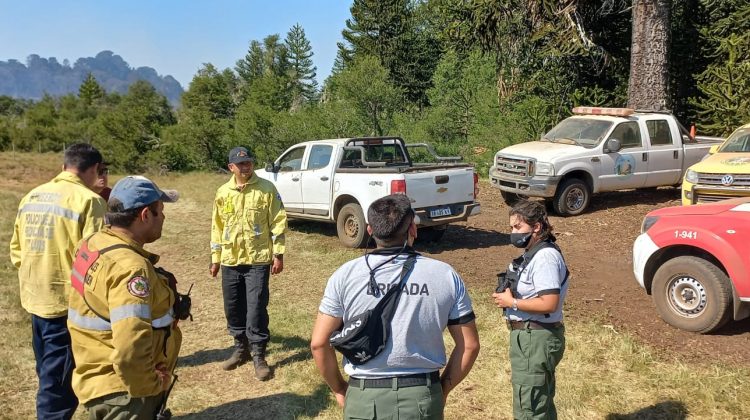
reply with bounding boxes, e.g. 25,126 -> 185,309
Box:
285,23 -> 319,108
691,0 -> 750,134
339,0 -> 441,106
78,72 -> 104,106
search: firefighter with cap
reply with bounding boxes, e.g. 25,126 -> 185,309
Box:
210,146 -> 287,381
67,176 -> 182,419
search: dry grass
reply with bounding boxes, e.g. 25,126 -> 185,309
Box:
1,151 -> 748,419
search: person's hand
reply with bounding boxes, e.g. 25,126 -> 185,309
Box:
492,288 -> 514,309
333,383 -> 348,407
209,263 -> 220,278
271,256 -> 284,275
155,363 -> 171,391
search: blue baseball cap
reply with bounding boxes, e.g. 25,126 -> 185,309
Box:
109,176 -> 179,211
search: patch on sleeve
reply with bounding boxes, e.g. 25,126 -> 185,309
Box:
127,276 -> 150,298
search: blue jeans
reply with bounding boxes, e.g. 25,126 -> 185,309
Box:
31,315 -> 78,420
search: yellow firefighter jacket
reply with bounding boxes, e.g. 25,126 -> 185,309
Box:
9,171 -> 107,318
211,173 -> 287,266
67,227 -> 182,404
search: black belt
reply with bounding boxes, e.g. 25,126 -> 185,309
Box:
508,320 -> 563,330
349,371 -> 440,389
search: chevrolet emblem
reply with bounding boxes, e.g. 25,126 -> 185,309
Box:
437,187 -> 448,193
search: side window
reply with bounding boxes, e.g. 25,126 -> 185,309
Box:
278,147 -> 305,172
609,122 -> 642,149
307,145 -> 333,170
646,120 -> 672,146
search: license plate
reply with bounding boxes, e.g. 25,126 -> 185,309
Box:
429,207 -> 451,218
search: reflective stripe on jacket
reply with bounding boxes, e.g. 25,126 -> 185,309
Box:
210,173 -> 287,265
9,171 -> 106,318
68,228 -> 182,404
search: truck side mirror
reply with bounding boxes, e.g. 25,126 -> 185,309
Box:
708,145 -> 719,155
265,162 -> 280,173
605,138 -> 622,153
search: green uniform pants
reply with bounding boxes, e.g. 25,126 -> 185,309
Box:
344,380 -> 443,419
85,392 -> 164,420
509,325 -> 565,420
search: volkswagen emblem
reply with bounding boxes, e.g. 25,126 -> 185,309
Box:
721,174 -> 734,186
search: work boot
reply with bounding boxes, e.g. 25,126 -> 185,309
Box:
251,343 -> 272,381
221,337 -> 250,371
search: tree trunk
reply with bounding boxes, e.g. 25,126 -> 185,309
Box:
627,0 -> 672,110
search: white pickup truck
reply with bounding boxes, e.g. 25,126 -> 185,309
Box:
489,107 -> 724,215
256,137 -> 481,247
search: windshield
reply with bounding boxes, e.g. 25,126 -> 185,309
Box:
542,118 -> 613,148
718,127 -> 750,152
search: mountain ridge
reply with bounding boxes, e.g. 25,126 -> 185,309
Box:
0,50 -> 184,105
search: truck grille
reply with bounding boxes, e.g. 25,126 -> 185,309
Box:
495,155 -> 532,178
693,187 -> 750,204
696,173 -> 750,187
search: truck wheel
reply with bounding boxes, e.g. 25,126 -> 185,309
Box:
552,178 -> 590,216
336,203 -> 370,248
417,226 -> 447,243
500,190 -> 523,207
652,256 -> 732,333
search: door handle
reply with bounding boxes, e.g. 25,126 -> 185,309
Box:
292,177 -> 300,182
673,150 -> 679,159
642,153 -> 648,162
320,176 -> 329,181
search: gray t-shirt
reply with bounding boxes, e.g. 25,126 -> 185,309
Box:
505,247 -> 568,323
319,252 -> 475,378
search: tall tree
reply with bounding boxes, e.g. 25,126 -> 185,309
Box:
285,23 -> 319,108
331,55 -> 403,136
78,73 -> 104,106
235,35 -> 293,110
340,0 -> 441,106
627,0 -> 672,110
691,0 -> 750,134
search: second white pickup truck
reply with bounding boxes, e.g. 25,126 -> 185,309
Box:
489,107 -> 724,215
256,137 -> 481,247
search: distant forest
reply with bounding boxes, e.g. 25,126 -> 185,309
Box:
0,1 -> 748,175
0,51 -> 183,105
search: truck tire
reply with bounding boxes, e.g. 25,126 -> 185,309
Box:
500,190 -> 523,207
552,178 -> 590,216
336,203 -> 370,248
652,256 -> 732,333
417,226 -> 447,243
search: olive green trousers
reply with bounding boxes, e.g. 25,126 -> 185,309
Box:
344,380 -> 443,419
85,392 -> 163,420
509,325 -> 565,420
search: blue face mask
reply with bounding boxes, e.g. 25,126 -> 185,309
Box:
510,231 -> 533,248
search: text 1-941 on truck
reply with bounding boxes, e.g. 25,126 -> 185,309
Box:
489,107 -> 724,216
256,137 -> 481,248
633,198 -> 750,333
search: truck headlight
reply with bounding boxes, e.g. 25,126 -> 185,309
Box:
685,169 -> 698,183
535,162 -> 555,176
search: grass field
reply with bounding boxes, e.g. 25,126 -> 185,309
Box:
1,151 -> 748,419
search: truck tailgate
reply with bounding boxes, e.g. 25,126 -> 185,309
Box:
404,167 -> 476,208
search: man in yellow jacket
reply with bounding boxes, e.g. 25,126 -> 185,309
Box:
68,175 -> 182,419
10,143 -> 107,420
210,146 -> 287,381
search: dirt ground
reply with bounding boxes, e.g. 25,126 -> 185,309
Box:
419,184 -> 750,366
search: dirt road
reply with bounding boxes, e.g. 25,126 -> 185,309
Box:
423,184 -> 750,366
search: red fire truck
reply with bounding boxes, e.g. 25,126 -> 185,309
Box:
633,198 -> 750,333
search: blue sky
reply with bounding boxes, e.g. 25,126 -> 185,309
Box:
0,0 -> 353,88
